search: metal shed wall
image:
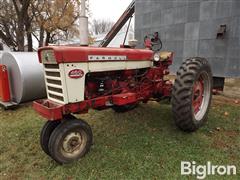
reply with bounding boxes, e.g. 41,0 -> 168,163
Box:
135,0 -> 240,77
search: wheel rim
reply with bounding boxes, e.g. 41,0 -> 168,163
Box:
61,130 -> 87,158
192,71 -> 211,121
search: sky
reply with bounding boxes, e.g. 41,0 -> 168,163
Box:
89,0 -> 133,22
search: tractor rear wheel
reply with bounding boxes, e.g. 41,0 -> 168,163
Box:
171,57 -> 212,132
48,119 -> 93,164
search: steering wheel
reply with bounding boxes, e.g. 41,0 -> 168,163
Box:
144,32 -> 162,52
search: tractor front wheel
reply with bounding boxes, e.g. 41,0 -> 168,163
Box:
171,57 -> 213,132
40,114 -> 76,155
40,120 -> 61,155
48,119 -> 93,164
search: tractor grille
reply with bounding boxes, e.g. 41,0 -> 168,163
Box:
44,64 -> 65,103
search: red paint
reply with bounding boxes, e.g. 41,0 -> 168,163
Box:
34,65 -> 173,121
112,93 -> 137,106
68,69 -> 84,79
33,100 -> 63,120
34,46 -> 174,121
144,38 -> 152,49
38,46 -> 153,63
192,77 -> 204,114
0,64 -> 11,102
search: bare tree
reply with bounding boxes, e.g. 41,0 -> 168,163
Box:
0,0 -> 82,51
0,0 -> 19,50
31,0 -> 81,46
91,19 -> 114,35
12,0 -> 31,51
0,42 -> 3,50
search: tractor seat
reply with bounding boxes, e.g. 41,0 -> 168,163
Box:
159,51 -> 172,61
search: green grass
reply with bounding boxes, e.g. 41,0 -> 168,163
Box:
0,97 -> 239,179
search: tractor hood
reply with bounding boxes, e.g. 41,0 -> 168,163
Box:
38,46 -> 154,64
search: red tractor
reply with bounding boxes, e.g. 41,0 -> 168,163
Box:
33,36 -> 212,164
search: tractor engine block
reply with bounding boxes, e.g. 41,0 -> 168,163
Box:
84,64 -> 171,102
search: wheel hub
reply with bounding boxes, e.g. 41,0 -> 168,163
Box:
62,132 -> 82,154
193,78 -> 204,114
192,72 -> 211,121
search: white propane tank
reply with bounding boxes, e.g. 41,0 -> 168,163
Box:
1,52 -> 46,104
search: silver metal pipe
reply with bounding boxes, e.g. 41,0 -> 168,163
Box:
79,0 -> 89,46
81,0 -> 86,16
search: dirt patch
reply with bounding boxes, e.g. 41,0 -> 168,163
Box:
168,75 -> 240,98
224,78 -> 240,87
223,78 -> 240,98
211,129 -> 239,149
212,95 -> 240,107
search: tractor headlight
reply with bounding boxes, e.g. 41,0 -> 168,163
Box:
41,50 -> 57,64
153,53 -> 160,62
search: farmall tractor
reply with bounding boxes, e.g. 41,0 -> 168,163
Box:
33,33 -> 212,164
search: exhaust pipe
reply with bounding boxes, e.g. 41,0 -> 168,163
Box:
79,0 -> 89,46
